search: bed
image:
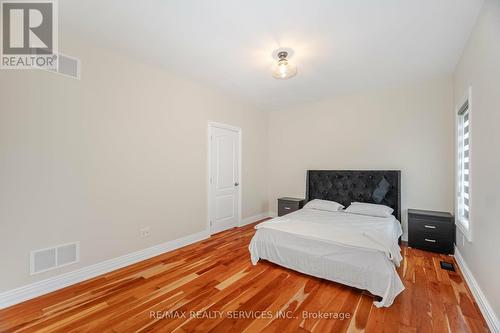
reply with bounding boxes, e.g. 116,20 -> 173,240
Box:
248,170 -> 404,307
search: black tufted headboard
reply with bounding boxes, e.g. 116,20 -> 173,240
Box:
306,170 -> 401,222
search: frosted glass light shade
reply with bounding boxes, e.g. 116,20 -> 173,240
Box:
272,58 -> 297,79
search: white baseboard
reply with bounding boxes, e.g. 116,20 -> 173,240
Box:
240,212 -> 274,227
454,246 -> 500,332
0,229 -> 210,309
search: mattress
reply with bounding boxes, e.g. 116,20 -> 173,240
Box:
248,208 -> 405,307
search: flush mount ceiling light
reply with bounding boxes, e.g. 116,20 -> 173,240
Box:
272,50 -> 297,79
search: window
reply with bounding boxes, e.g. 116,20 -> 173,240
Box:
456,89 -> 472,240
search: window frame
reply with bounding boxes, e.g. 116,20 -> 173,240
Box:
455,87 -> 473,242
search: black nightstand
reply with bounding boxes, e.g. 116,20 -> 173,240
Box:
408,209 -> 455,254
278,197 -> 305,217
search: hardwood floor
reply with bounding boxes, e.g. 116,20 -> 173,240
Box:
0,221 -> 489,333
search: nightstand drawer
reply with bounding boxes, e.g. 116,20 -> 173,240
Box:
409,233 -> 454,254
277,197 -> 305,217
409,218 -> 453,237
278,201 -> 300,216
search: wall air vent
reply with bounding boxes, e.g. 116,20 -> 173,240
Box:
38,53 -> 81,80
30,242 -> 80,275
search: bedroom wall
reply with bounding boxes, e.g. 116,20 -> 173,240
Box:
0,34 -> 268,291
267,76 -> 455,239
453,0 -> 500,324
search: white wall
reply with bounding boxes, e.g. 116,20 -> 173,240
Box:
0,36 -> 268,292
453,0 -> 500,324
268,76 -> 455,239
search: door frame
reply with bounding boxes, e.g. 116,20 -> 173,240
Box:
207,121 -> 242,235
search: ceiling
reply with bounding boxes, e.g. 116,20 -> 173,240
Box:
60,0 -> 484,110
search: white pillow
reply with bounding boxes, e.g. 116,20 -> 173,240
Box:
345,202 -> 394,218
303,199 -> 344,212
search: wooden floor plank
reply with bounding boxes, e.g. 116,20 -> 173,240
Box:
0,221 -> 490,333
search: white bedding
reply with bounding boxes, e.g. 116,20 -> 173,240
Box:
248,208 -> 405,307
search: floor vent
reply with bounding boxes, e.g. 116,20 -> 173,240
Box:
30,242 -> 80,275
440,261 -> 455,272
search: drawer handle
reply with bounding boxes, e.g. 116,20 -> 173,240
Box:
284,207 -> 291,210
424,225 -> 436,229
424,238 -> 437,243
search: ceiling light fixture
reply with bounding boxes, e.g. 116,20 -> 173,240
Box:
272,50 -> 297,79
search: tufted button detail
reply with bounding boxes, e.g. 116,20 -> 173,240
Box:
307,171 -> 399,219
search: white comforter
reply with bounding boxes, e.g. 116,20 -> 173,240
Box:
248,208 -> 405,307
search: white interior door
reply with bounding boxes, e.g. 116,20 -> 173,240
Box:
209,123 -> 240,234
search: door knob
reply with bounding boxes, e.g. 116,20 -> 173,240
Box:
234,182 -> 239,186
